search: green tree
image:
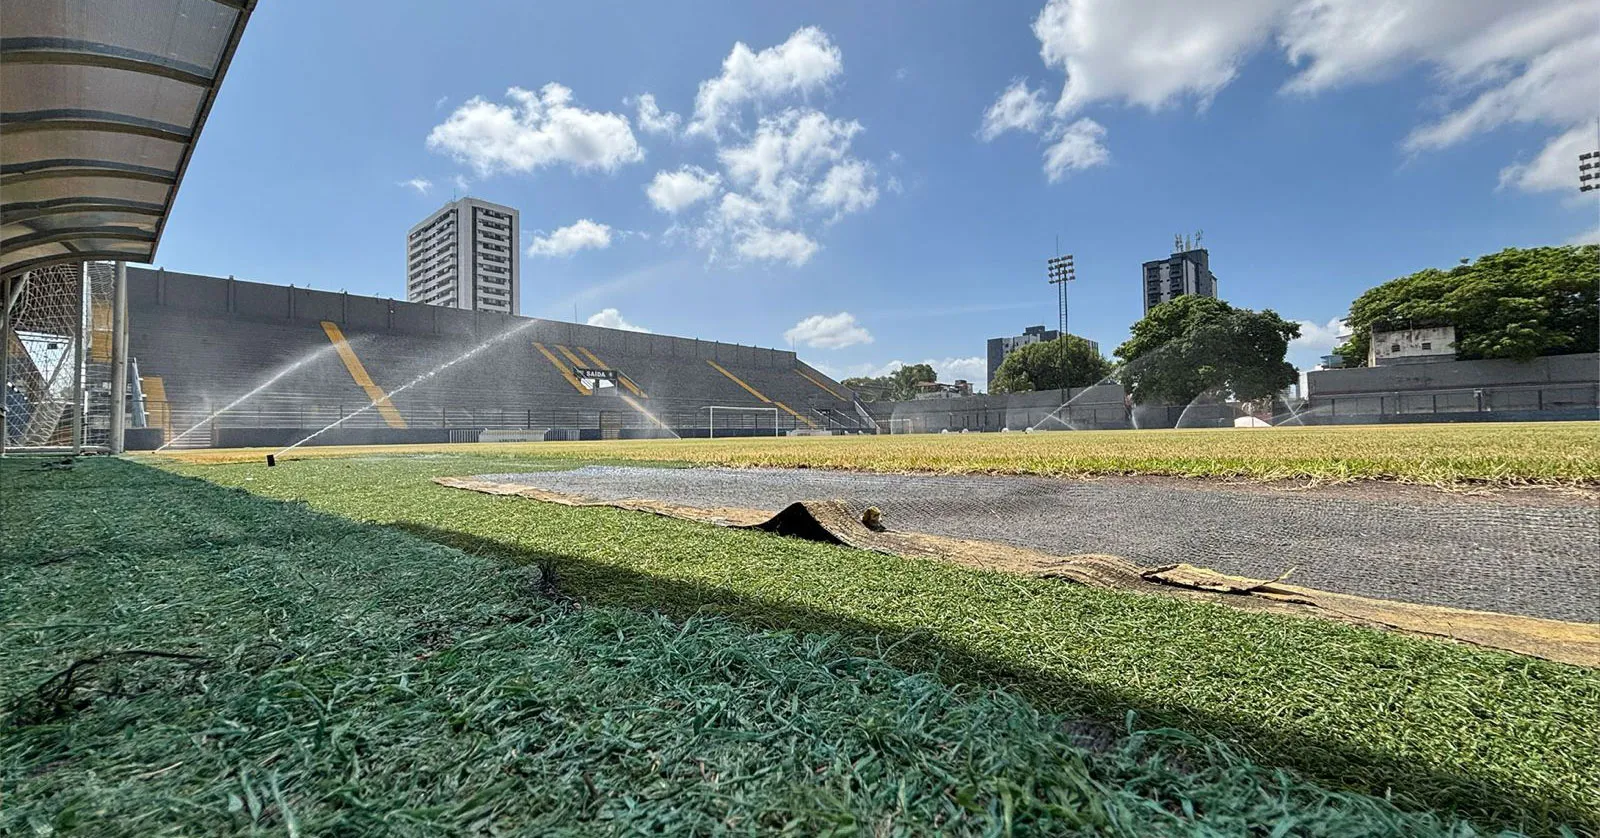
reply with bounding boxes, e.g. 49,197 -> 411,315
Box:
1115,296 -> 1300,405
1335,245 -> 1599,366
842,363 -> 937,402
841,376 -> 891,402
991,335 -> 1111,393
889,363 -> 937,400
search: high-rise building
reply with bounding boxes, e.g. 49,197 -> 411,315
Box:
1141,247 -> 1217,314
986,325 -> 1100,385
405,197 -> 520,315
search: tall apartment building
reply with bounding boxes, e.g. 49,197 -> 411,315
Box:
1141,248 -> 1217,314
986,325 -> 1100,385
405,197 -> 520,315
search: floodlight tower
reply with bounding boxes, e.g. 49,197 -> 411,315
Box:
1046,253 -> 1075,340
1046,251 -> 1075,391
1580,149 -> 1599,192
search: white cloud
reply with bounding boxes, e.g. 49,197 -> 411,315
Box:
978,79 -> 1107,180
1034,0 -> 1282,115
1042,118 -> 1110,181
452,174 -> 471,191
979,79 -> 1048,140
398,177 -> 432,194
735,228 -> 818,266
718,109 -> 863,222
991,0 -> 1599,192
586,308 -> 651,332
810,159 -> 879,218
934,356 -> 988,384
716,192 -> 764,226
646,165 -> 721,213
840,357 -> 990,390
635,93 -> 682,136
528,219 -> 614,257
649,27 -> 884,267
427,83 -> 643,177
785,312 -> 873,349
1498,125 -> 1599,194
434,95 -> 449,110
687,26 -> 844,139
1288,317 -> 1349,368
1569,225 -> 1600,246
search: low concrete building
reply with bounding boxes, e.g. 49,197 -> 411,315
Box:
1369,326 -> 1456,366
1304,352 -> 1598,422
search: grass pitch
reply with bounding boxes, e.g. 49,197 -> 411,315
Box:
8,458 -> 1578,836
64,453 -> 1600,830
156,421 -> 1600,486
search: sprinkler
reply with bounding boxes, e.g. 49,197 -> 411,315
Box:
266,454 -> 276,467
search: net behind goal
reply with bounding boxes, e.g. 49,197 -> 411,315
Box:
3,262 -> 117,454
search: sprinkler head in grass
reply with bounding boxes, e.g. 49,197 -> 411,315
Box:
266,454 -> 276,467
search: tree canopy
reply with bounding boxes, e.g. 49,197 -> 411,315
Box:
842,363 -> 936,402
1335,245 -> 1599,367
1115,296 -> 1300,405
990,335 -> 1111,393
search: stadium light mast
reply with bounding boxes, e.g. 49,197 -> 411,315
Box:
1046,249 -> 1075,391
1580,149 -> 1599,192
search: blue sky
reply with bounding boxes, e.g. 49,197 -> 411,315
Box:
158,0 -> 1599,388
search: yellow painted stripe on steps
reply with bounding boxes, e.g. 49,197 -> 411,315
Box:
706,359 -> 770,402
576,346 -> 646,398
139,376 -> 173,438
705,360 -> 815,428
320,321 -> 407,428
534,342 -> 592,394
554,344 -> 588,369
795,368 -> 846,401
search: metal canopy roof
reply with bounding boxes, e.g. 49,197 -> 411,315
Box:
1,0 -> 255,279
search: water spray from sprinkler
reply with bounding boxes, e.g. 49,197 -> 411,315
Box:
273,318 -> 540,457
155,343 -> 342,452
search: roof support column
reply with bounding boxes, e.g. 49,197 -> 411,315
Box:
109,261 -> 128,454
71,262 -> 86,455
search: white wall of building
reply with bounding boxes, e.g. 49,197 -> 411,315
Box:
405,197 -> 520,315
1369,326 -> 1456,366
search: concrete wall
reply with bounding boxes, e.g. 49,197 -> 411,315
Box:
128,267 -> 801,369
862,384 -> 1230,432
1304,353 -> 1598,422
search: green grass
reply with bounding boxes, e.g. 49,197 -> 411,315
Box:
125,453 -> 1600,831
157,421 -> 1600,486
1,458 -> 1558,836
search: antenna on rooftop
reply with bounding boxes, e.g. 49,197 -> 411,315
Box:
1173,234 -> 1183,254
1194,229 -> 1203,249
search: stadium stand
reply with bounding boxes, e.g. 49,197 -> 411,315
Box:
125,269 -> 866,447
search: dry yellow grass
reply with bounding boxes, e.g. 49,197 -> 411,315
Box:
144,421 -> 1600,486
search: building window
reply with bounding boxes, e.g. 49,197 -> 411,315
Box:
1420,342 -> 1432,350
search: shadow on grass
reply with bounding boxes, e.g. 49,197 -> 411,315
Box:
391,520 -> 1589,834
64,458 -> 1582,835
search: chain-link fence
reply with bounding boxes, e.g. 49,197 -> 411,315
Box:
3,262 -> 117,454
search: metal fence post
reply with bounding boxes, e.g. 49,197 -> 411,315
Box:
109,262 -> 129,453
71,263 -> 87,455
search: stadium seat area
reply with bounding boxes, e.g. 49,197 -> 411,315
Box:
126,268 -> 864,446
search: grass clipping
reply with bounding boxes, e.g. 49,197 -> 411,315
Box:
436,476 -> 1600,668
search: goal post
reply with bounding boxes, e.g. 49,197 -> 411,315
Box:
878,418 -> 915,434
701,405 -> 780,439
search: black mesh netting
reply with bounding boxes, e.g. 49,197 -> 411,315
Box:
475,466 -> 1599,623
